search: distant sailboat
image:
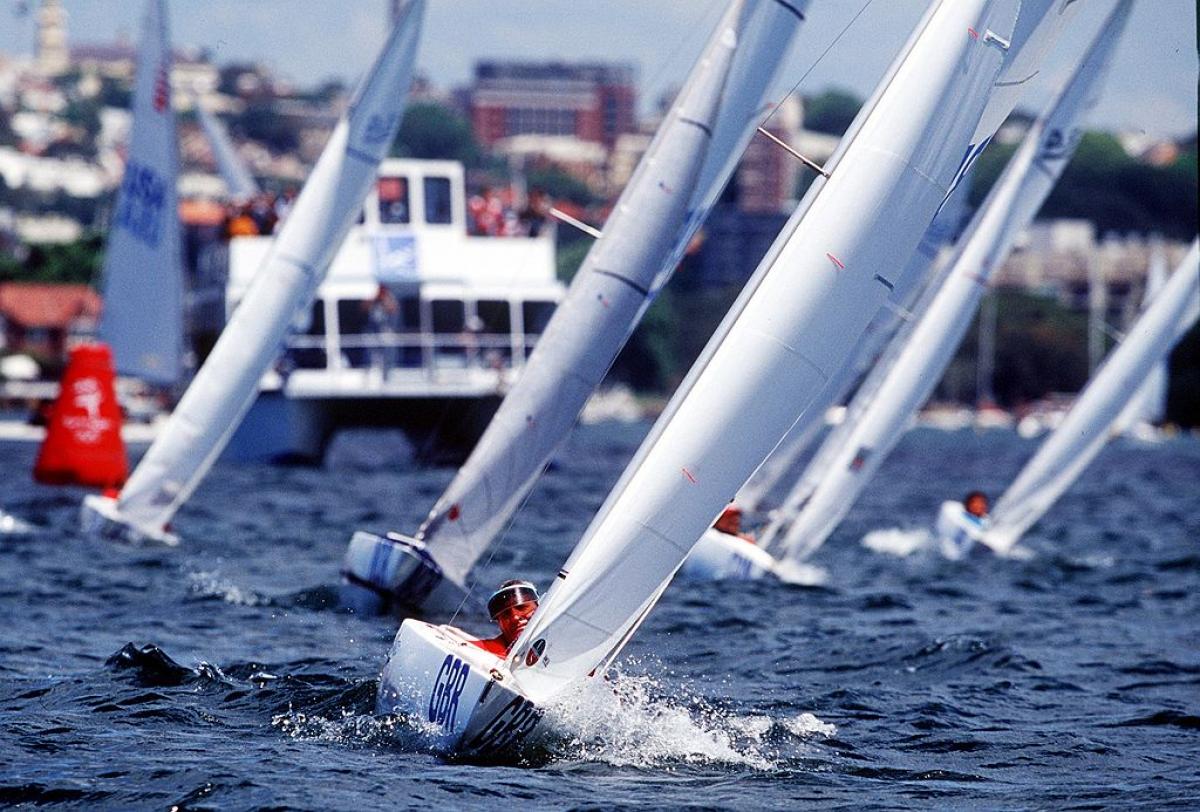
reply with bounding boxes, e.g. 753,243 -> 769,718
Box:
942,239 -> 1200,556
99,0 -> 184,387
761,0 -> 1132,567
342,0 -> 807,614
375,0 -> 1059,758
79,1 -> 426,545
196,101 -> 259,199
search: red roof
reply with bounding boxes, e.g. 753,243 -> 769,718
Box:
0,283 -> 101,329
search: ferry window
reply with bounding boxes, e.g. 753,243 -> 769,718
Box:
378,176 -> 410,224
398,295 -> 420,329
288,300 -> 326,369
475,300 -> 511,334
522,300 -> 556,334
337,299 -> 372,335
431,299 -> 465,333
424,176 -> 453,224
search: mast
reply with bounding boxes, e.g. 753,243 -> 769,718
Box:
508,0 -> 1050,704
405,0 -> 807,588
986,239 -> 1199,552
91,1 -> 425,540
99,0 -> 184,387
764,0 -> 1132,563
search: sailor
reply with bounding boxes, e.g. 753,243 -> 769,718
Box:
963,490 -> 989,521
470,580 -> 540,657
713,503 -> 756,544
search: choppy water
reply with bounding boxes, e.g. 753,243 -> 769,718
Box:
1,424 -> 1198,809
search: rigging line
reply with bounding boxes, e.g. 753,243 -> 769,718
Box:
760,0 -> 877,131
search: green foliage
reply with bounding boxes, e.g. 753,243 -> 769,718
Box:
0,233 -> 105,285
555,236 -> 591,283
526,166 -> 597,207
1167,321 -> 1200,428
391,102 -> 480,165
233,102 -> 299,153
971,129 -> 1198,239
803,89 -> 862,136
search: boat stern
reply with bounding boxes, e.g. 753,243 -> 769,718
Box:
679,529 -> 777,580
340,530 -> 472,616
79,494 -> 180,546
933,500 -> 985,559
376,619 -> 543,759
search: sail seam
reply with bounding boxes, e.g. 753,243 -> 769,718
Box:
767,0 -> 806,22
744,326 -> 830,382
676,116 -> 714,138
592,269 -> 650,297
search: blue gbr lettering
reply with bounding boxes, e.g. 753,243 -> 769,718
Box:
428,655 -> 469,730
116,161 -> 166,248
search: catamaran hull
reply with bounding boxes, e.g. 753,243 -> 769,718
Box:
80,494 -> 180,546
678,529 -> 776,580
376,619 -> 544,759
340,531 -> 472,616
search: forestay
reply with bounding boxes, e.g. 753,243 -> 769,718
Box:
985,239 -> 1200,553
99,0 -> 184,386
102,1 -> 425,538
765,0 -> 1132,563
197,102 -> 259,199
410,0 -> 807,587
508,0 -> 1030,704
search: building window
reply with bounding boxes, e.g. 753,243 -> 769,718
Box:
423,176 -> 453,224
378,176 -> 410,224
504,107 -> 577,137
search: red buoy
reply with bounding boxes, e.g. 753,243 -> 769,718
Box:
33,343 -> 128,488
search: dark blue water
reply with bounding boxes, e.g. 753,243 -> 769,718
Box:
2,424 -> 1198,809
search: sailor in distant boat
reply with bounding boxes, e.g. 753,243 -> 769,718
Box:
963,490 -> 989,521
469,580 -> 540,657
713,503 -> 756,544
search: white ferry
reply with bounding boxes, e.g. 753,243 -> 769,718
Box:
219,159 -> 565,463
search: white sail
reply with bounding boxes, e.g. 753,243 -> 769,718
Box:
766,0 -> 1132,563
196,102 -> 259,199
507,0 -> 1041,704
1112,241 -> 1170,433
98,0 -> 183,386
409,0 -> 806,587
95,1 -> 424,538
986,239 -> 1200,552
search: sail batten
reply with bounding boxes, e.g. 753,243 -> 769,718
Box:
767,0 -> 1133,563
99,0 -> 183,387
508,0 -> 1056,704
411,0 -> 807,587
100,2 -> 425,538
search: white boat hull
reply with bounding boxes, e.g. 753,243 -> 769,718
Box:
79,494 -> 179,546
340,531 -> 472,616
678,529 -> 776,580
376,619 -> 543,759
933,500 -> 985,560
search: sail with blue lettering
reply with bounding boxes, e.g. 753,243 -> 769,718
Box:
507,0 -> 1067,704
81,1 -> 425,543
98,0 -> 183,386
763,0 -> 1132,563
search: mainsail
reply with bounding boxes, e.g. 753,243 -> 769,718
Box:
764,0 -> 1132,563
98,0 -> 184,386
985,239 -> 1200,553
1112,241 -> 1170,434
406,0 -> 807,588
196,102 -> 259,199
90,1 -> 425,539
508,0 -> 1048,704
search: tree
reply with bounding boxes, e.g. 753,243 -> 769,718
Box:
391,102 -> 480,165
803,89 -> 862,136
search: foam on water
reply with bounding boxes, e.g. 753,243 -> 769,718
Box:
771,559 -> 829,586
187,570 -> 272,606
862,527 -> 932,557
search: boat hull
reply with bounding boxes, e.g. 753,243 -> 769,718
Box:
80,494 -> 180,546
376,619 -> 543,759
679,528 -> 776,580
340,531 -> 472,616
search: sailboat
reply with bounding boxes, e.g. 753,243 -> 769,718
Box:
938,238 -> 1200,556
196,101 -> 260,200
98,0 -> 184,388
756,0 -> 1132,569
374,0 -> 1066,758
79,1 -> 426,545
341,0 -> 808,615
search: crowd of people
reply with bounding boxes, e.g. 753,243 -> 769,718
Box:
220,189 -> 297,240
467,186 -> 550,238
